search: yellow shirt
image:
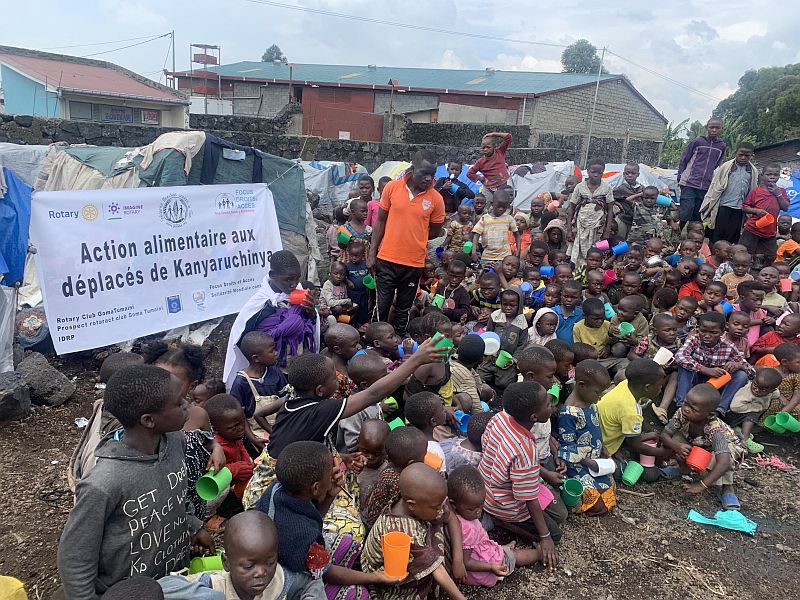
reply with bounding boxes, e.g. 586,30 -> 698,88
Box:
597,380 -> 643,455
572,319 -> 610,353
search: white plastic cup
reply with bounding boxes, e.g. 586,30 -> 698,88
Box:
653,347 -> 674,367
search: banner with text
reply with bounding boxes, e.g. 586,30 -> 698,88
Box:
30,184 -> 280,354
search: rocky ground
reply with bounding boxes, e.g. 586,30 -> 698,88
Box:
1,320 -> 799,599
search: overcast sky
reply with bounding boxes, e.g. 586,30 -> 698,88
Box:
5,0 -> 797,125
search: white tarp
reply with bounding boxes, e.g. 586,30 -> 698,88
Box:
30,183 -> 282,354
510,161 -> 577,209
601,163 -> 675,192
0,286 -> 14,372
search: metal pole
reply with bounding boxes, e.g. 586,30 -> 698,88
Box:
583,46 -> 606,167
171,31 -> 176,89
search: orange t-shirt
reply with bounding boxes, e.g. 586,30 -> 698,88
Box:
377,175 -> 445,268
777,239 -> 800,262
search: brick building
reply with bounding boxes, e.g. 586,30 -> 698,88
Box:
172,62 -> 667,164
754,139 -> 800,169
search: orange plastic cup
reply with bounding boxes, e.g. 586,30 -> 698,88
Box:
707,371 -> 731,389
381,531 -> 411,579
337,314 -> 351,323
754,212 -> 775,228
686,446 -> 712,472
289,289 -> 309,305
423,452 -> 443,471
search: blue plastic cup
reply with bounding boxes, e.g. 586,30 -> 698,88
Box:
454,410 -> 470,433
720,300 -> 733,315
604,302 -> 616,319
656,194 -> 672,207
540,266 -> 555,277
611,242 -> 630,255
520,282 -> 533,296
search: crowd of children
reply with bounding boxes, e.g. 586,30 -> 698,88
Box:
55,123 -> 800,600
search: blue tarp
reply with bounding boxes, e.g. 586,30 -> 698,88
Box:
784,169 -> 800,219
0,167 -> 31,286
434,163 -> 481,206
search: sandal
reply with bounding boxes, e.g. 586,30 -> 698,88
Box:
745,437 -> 764,454
652,406 -> 669,424
721,492 -> 741,511
754,455 -> 795,471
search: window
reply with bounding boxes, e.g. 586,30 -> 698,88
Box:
69,101 -> 92,121
98,105 -> 133,123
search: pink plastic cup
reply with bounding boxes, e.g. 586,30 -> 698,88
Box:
639,440 -> 657,468
596,239 -> 610,252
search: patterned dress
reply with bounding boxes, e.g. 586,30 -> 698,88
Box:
557,404 -> 616,515
764,371 -> 800,422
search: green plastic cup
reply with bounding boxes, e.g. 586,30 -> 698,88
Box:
196,466 -> 232,501
336,231 -> 351,245
463,241 -> 473,254
388,417 -> 405,430
431,294 -> 445,308
621,460 -> 644,486
764,415 -> 787,434
495,350 -> 514,368
618,322 -> 636,337
560,478 -> 584,507
189,550 -> 223,574
776,412 -> 800,433
432,332 -> 454,350
362,274 -> 376,289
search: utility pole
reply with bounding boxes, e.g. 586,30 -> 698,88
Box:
584,46 -> 606,168
171,30 -> 176,89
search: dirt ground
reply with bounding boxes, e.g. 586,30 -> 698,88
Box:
2,322 -> 800,599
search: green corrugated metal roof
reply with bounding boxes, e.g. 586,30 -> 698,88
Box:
191,61 -> 618,95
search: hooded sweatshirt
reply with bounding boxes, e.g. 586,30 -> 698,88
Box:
677,135 -> 726,191
489,287 -> 529,353
527,307 -> 558,346
58,431 -> 201,600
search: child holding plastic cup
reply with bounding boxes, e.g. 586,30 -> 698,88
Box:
447,465 -> 543,586
362,464 -> 468,600
557,360 -> 616,515
255,441 -> 401,600
660,384 -> 745,510
763,343 -> 800,426
207,394 -> 255,515
478,288 -> 528,395
673,312 -> 754,416
608,296 -> 650,361
444,203 -> 475,253
726,367 -> 782,454
337,196 -> 372,264
740,163 -> 789,267
628,185 -> 679,245
404,391 -> 449,474
344,241 -> 372,327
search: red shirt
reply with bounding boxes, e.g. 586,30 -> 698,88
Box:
743,185 -> 787,238
215,434 -> 254,483
467,133 -> 512,191
678,280 -> 703,300
751,330 -> 798,352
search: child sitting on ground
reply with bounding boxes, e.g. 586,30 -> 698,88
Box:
362,464 -> 468,600
440,411 -> 492,474
679,263 -> 715,300
320,323 -> 361,401
364,321 -> 402,367
734,280 -> 775,348
354,419 -> 390,522
469,271 -> 502,330
444,203 -> 475,253
207,394 -> 255,515
336,351 -> 395,452
479,382 -> 560,564
363,427 -> 428,528
673,312 -> 754,416
583,269 -> 611,304
163,511 -> 285,600
405,391 -> 448,473
440,260 -> 472,324
765,343 -> 800,424
720,252 -> 753,302
672,296 -> 699,344
777,214 -> 794,245
650,287 -> 678,319
448,465 -> 543,587
713,243 -> 748,280
706,240 -> 732,270
58,366 -> 214,598
528,307 -> 559,346
723,310 -> 752,361
321,262 -> 356,327
660,384 -> 745,510
726,367 -> 782,454
698,280 -> 727,315
449,334 -> 488,413
479,287 -> 528,395
777,222 -> 800,262
498,254 -> 523,289
256,441 -> 398,600
750,313 -> 800,362
572,298 -> 611,358
608,296 -> 649,361
230,332 -> 288,451
554,280 -> 583,344
558,360 -> 616,515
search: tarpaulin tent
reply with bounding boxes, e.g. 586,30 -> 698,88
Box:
302,161 -> 368,216
510,161 -> 577,210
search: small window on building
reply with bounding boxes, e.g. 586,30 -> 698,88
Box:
69,101 -> 92,121
140,109 -> 160,125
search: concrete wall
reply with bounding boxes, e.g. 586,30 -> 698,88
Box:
373,91 -> 438,115
438,102 -> 515,124
1,65 -> 60,118
228,81 -> 291,118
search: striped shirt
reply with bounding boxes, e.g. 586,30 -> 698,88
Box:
472,213 -> 517,261
479,410 -> 540,522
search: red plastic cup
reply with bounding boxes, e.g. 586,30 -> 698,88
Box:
707,371 -> 731,389
686,446 -> 712,472
289,289 -> 310,305
602,269 -> 617,287
781,278 -> 793,292
754,212 -> 775,228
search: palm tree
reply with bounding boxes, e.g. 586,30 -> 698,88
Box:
659,119 -> 689,168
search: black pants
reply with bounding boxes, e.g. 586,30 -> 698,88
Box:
710,205 -> 744,244
376,259 -> 422,335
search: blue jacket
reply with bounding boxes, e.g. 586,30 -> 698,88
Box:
677,136 -> 726,191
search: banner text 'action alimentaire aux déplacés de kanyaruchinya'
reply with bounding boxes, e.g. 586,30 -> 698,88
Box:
30,184 -> 281,354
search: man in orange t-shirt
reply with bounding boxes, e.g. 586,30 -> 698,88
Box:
368,149 -> 445,333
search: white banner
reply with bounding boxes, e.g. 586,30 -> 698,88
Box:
30,184 -> 281,354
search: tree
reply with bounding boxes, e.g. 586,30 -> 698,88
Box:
715,63 -> 800,145
262,44 -> 287,63
561,39 -> 607,74
659,119 -> 689,168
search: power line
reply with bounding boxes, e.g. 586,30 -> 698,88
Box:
157,35 -> 173,83
243,0 -> 569,49
79,33 -> 171,58
39,34 -> 164,51
244,0 -> 720,104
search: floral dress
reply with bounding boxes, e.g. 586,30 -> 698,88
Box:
557,404 -> 616,515
764,371 -> 800,422
337,222 -> 372,263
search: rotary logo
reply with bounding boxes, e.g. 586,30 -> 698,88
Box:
81,204 -> 99,221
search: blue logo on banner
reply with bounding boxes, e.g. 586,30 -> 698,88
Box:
166,295 -> 182,314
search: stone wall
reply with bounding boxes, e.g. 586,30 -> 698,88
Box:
403,123 -> 531,148
0,113 -> 573,171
